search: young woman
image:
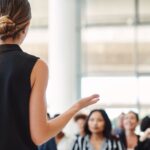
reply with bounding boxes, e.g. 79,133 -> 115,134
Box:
119,111 -> 140,150
72,109 -> 124,150
0,0 -> 99,149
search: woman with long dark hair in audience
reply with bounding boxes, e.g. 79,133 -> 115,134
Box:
72,109 -> 124,150
119,111 -> 140,150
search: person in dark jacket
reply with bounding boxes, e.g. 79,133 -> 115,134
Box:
135,115 -> 150,150
38,138 -> 57,150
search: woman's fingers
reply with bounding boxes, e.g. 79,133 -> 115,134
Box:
87,94 -> 100,101
79,94 -> 100,109
89,97 -> 100,104
82,94 -> 99,102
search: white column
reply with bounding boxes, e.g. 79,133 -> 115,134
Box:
47,0 -> 81,114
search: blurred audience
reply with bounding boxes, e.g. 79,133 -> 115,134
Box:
37,110 -> 150,150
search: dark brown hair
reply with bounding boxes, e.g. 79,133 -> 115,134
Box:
128,111 -> 139,122
0,0 -> 31,40
141,115 -> 150,132
74,113 -> 87,122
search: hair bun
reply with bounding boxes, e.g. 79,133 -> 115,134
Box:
0,16 -> 16,35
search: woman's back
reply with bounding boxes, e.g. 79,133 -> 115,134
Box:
0,44 -> 39,150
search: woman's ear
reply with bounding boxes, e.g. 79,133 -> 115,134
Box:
17,21 -> 30,44
22,21 -> 30,34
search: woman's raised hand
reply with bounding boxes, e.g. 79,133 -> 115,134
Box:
74,94 -> 100,111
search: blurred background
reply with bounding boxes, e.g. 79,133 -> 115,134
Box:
23,0 -> 150,122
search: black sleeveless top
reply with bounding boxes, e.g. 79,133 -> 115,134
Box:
0,44 -> 39,150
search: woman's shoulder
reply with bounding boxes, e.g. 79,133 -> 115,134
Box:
72,135 -> 87,150
74,135 -> 89,146
21,51 -> 39,61
106,135 -> 125,150
18,51 -> 48,74
13,50 -> 40,67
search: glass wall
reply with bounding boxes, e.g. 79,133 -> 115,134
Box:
139,0 -> 150,24
24,0 -> 150,119
81,0 -> 150,118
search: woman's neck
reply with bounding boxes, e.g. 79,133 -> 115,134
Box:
125,130 -> 136,137
0,38 -> 20,45
90,133 -> 104,141
79,130 -> 85,137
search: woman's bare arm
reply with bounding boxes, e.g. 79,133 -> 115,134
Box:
29,59 -> 99,145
